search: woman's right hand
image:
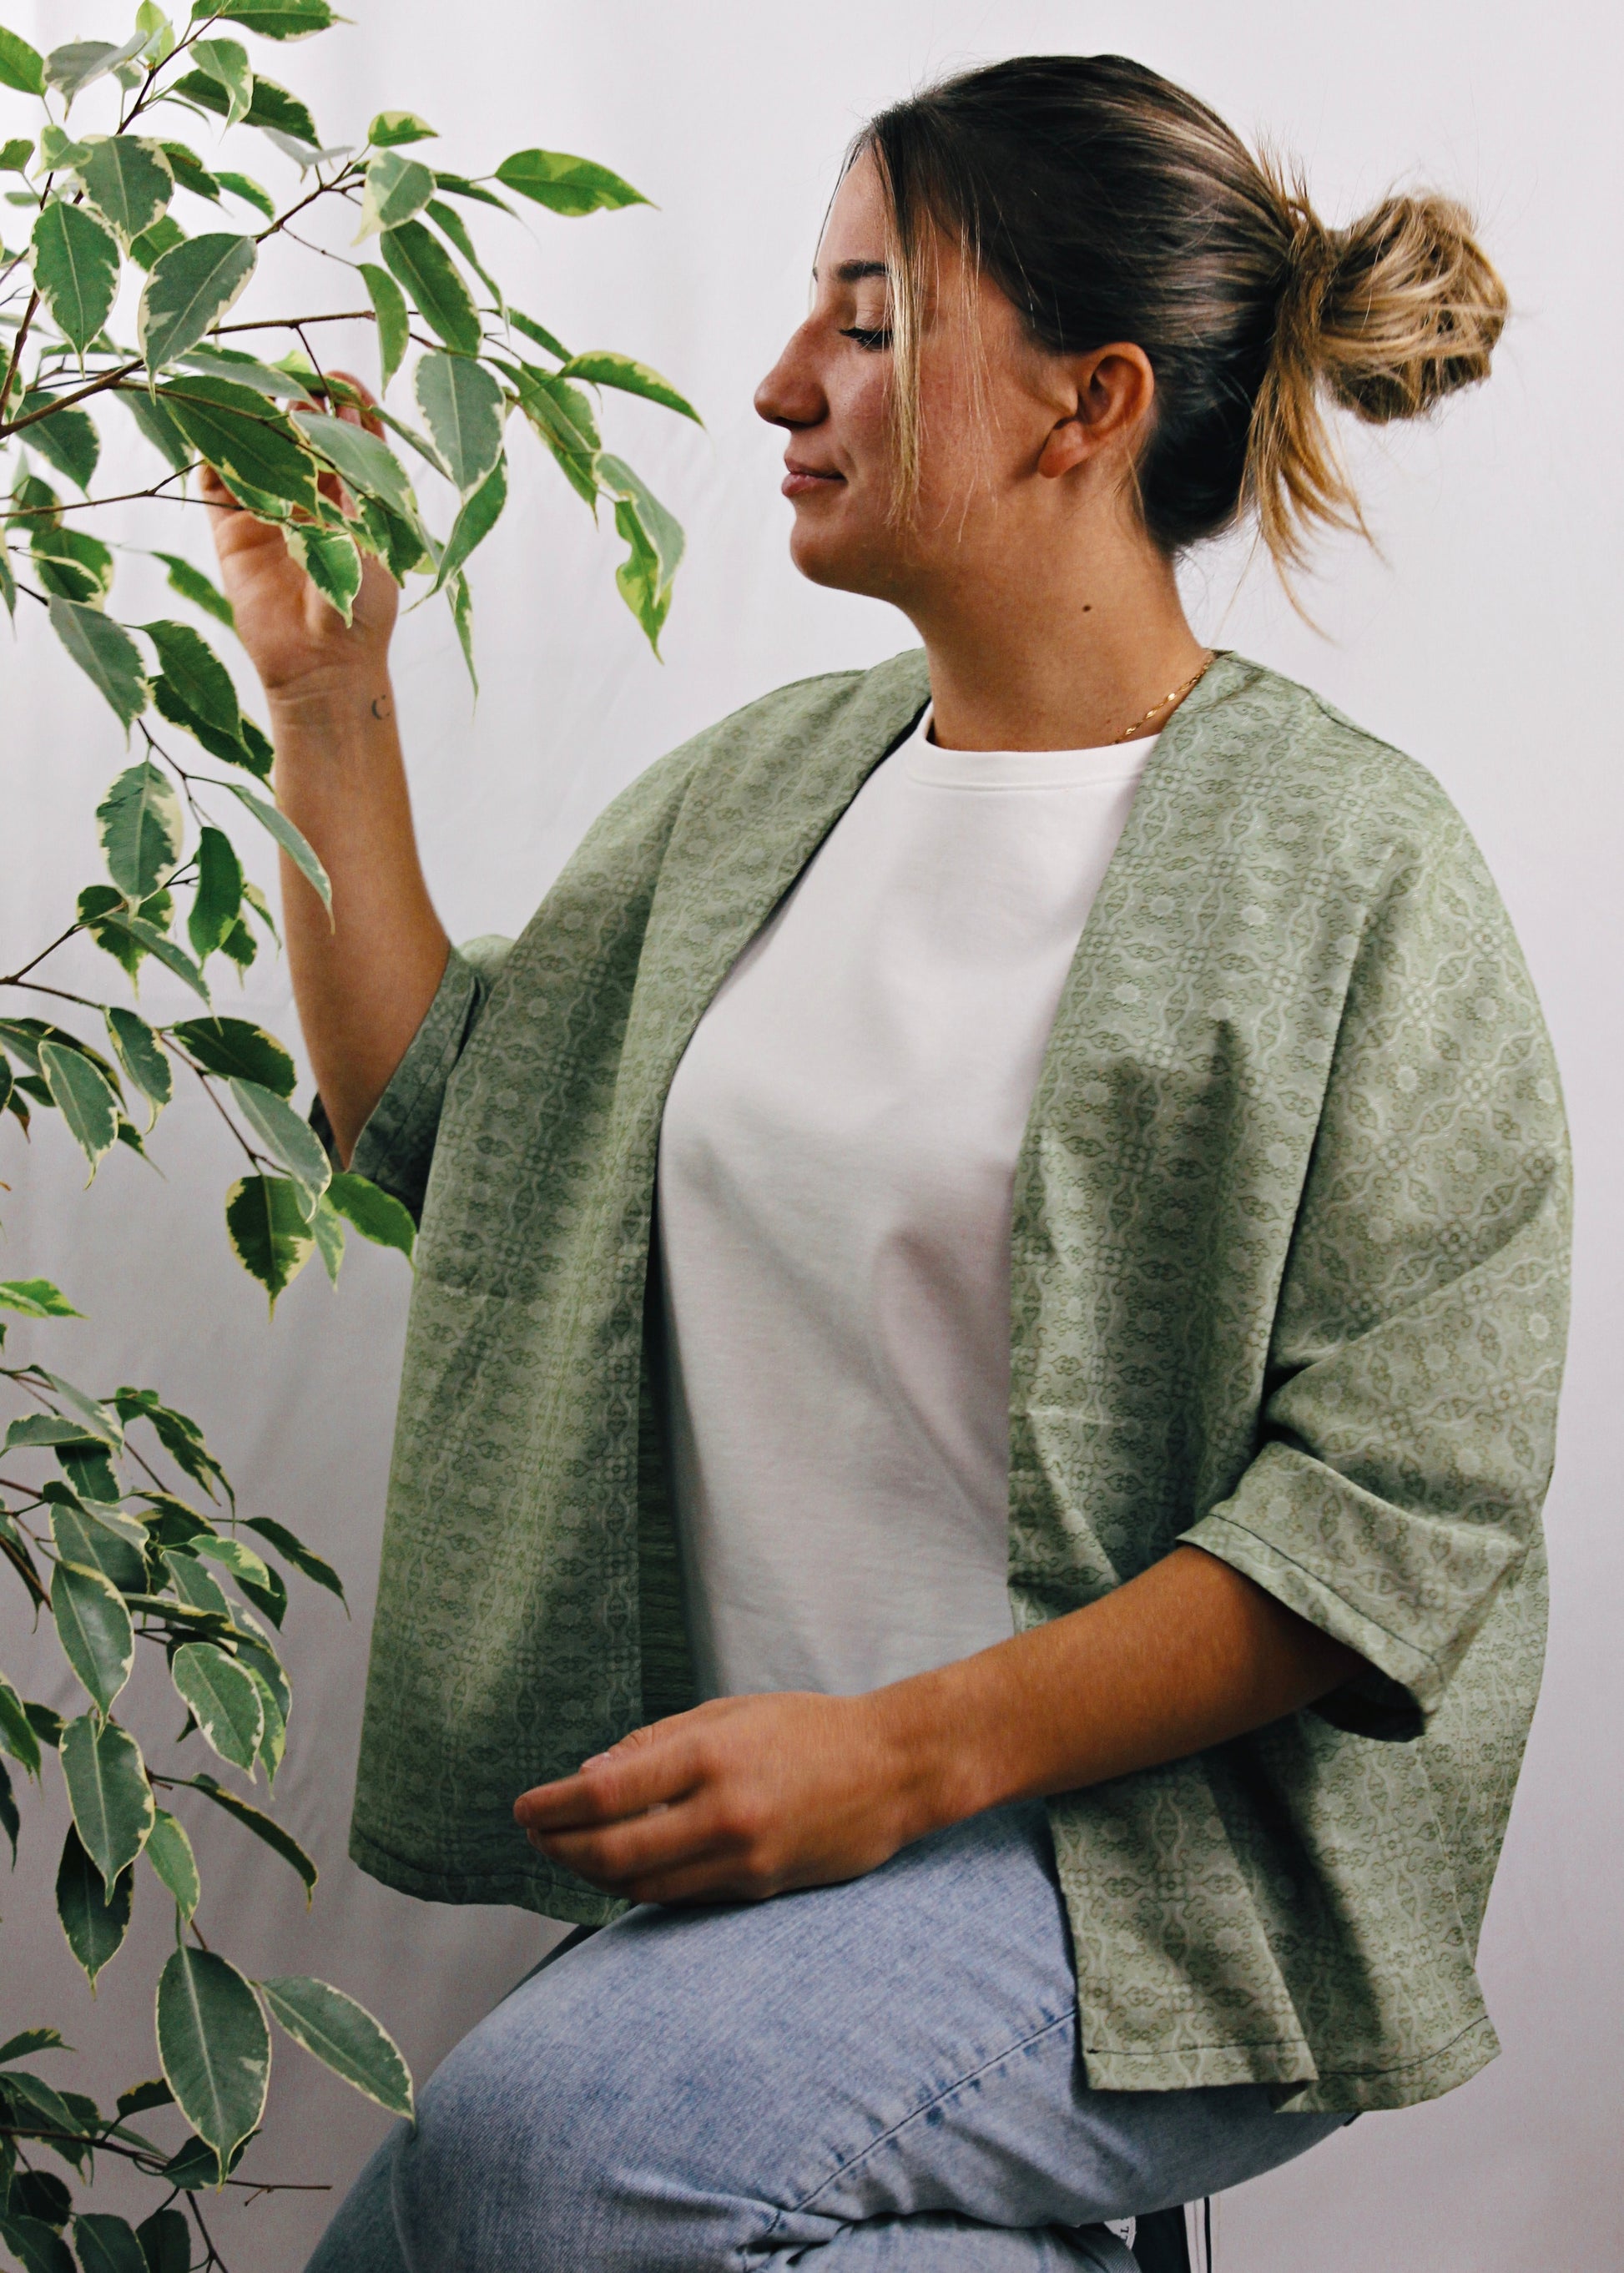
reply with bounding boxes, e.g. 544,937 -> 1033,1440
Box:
201,371 -> 400,700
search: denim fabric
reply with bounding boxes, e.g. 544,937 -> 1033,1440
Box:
306,1804 -> 1346,2270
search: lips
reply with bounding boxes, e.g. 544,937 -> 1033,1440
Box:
782,461 -> 844,498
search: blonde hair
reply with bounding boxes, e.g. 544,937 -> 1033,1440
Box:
857,58 -> 1508,585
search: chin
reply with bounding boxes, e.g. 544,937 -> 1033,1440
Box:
787,517 -> 898,600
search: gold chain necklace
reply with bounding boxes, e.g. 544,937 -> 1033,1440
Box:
1111,651 -> 1215,743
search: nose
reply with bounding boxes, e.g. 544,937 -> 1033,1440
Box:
754,316 -> 826,431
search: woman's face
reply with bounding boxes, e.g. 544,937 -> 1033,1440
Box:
754,150 -> 1120,610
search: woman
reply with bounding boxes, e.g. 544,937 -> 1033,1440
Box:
216,53 -> 1568,2273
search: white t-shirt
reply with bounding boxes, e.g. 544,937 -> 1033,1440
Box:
655,707 -> 1160,1700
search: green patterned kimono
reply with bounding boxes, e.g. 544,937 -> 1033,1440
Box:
346,649 -> 1569,2113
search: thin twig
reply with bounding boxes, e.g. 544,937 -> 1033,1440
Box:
0,287 -> 39,425
1,922 -> 83,987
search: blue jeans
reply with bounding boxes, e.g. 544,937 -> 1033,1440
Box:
308,1802 -> 1346,2270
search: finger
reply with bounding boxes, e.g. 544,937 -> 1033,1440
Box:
531,1803 -> 730,1892
514,1731 -> 703,1832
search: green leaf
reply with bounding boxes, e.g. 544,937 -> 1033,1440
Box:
46,30 -> 150,102
0,1673 -> 43,1777
30,520 -> 115,607
78,136 -> 174,244
14,393 -> 100,491
0,26 -> 45,95
357,260 -> 408,393
57,1444 -> 124,1508
495,148 -> 649,217
188,38 -> 253,127
446,567 -> 476,693
214,169 -> 275,220
139,231 -> 256,374
105,1007 -> 174,1119
228,1620 -> 290,1717
47,597 -> 147,728
39,1041 -> 121,1176
90,913 -> 210,1003
0,2030 -> 64,2065
280,520 -> 361,624
242,1514 -> 345,1604
434,451 -> 505,592
225,781 -> 331,909
188,827 -> 244,961
599,452 -> 684,653
0,134 -> 33,172
258,1976 -> 412,2118
56,1823 -> 133,1987
0,533 -> 14,619
189,1772 -> 315,1894
380,218 -> 479,356
159,373 -> 320,517
290,408 -> 422,524
424,198 -> 502,307
154,1943 -> 270,2165
31,202 -> 121,355
369,109 -> 435,147
213,0 -> 335,36
119,382 -> 194,469
224,1173 -> 313,1305
38,123 -> 93,172
507,362 -> 599,507
150,550 -> 235,627
139,617 -> 242,740
116,2074 -> 174,2118
25,1702 -> 65,1751
179,341 -> 311,397
53,1562 -> 134,1713
170,1641 -> 262,1771
159,1550 -> 231,1622
0,1278 -> 82,1321
129,213 -> 188,271
50,1500 -> 147,1594
432,169 -> 512,214
97,759 -> 184,900
169,68 -> 319,149
170,1016 -> 294,1092
134,2206 -> 190,2268
320,1172 -> 411,1263
415,350 -> 503,492
229,1077 -> 330,1214
0,2211 -> 75,2273
356,149 -> 434,240
73,2213 -> 149,2273
310,1192 -> 345,1283
143,1807 -> 199,1918
117,1390 -> 229,1504
243,1661 -> 285,1774
0,1756 -> 16,1864
60,1715 -> 154,1892
41,1373 -> 123,1447
563,350 -> 701,426
159,139 -> 219,201
150,673 -> 262,774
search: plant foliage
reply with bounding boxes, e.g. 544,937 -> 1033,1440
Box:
1,2 -> 693,2258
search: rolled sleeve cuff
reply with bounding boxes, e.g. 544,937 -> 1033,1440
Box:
344,948 -> 487,1220
1180,1441 -> 1523,1738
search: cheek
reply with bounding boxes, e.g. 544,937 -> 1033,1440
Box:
830,360 -> 895,471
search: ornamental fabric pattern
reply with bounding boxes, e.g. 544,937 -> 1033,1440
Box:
346,651 -> 1569,2114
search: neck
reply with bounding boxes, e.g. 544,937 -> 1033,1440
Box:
903,516 -> 1208,753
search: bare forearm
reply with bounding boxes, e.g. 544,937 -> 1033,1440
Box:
267,672 -> 450,1162
883,1545 -> 1364,1840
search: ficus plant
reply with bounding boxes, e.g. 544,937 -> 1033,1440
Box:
0,2 -> 693,2264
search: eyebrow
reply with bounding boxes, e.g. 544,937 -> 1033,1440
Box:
809,258 -> 890,285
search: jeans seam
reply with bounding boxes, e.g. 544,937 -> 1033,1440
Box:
743,2003 -> 1077,2261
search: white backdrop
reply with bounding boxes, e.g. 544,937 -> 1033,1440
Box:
4,3 -> 1621,2266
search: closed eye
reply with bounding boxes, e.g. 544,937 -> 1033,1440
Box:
840,326 -> 893,351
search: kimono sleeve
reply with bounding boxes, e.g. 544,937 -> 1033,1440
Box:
1182,806 -> 1571,1732
340,933 -> 512,1219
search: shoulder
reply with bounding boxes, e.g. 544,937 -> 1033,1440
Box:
1214,653 -> 1455,835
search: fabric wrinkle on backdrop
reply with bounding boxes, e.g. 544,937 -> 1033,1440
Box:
3,3 -> 1619,2269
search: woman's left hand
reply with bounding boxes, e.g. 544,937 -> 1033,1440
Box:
512,1690 -> 930,1905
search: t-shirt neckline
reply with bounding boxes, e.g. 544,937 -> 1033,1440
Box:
900,705 -> 1160,792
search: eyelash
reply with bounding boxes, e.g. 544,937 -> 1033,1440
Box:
840,326 -> 894,352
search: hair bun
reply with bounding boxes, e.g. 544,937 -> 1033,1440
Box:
1248,166 -> 1508,575
1316,192 -> 1508,421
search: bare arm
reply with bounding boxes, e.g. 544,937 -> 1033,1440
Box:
204,377 -> 449,1162
514,1545 -> 1364,1905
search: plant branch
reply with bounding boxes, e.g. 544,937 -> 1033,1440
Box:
0,923 -> 83,988
0,287 -> 39,426
2,355 -> 143,436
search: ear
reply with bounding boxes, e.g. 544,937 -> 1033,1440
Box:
1036,343 -> 1157,480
